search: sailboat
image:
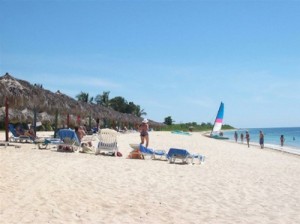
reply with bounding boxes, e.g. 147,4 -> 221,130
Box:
209,102 -> 229,140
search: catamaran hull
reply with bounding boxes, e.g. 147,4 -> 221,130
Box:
211,135 -> 229,140
203,133 -> 229,140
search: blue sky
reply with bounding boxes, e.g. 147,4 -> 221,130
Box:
1,0 -> 300,128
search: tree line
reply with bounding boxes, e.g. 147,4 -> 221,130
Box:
75,91 -> 147,117
162,116 -> 234,131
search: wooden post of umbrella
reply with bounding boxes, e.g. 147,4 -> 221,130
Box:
96,118 -> 99,131
54,110 -> 58,138
77,115 -> 81,126
5,97 -> 9,142
88,114 -> 92,131
103,118 -> 107,128
67,113 -> 70,128
33,107 -> 37,135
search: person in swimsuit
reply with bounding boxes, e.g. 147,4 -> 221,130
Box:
16,124 -> 36,140
245,131 -> 250,148
234,131 -> 238,142
259,130 -> 264,149
240,133 -> 244,144
75,126 -> 87,142
280,135 -> 285,147
139,118 -> 149,148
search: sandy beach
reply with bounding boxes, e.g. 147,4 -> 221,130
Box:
1,131 -> 300,224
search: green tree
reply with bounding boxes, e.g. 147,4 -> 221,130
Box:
164,116 -> 173,125
134,105 -> 147,117
94,91 -> 146,116
110,96 -> 127,112
76,91 -> 90,103
126,101 -> 137,114
95,91 -> 110,107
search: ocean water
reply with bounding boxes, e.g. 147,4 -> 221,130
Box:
223,127 -> 300,153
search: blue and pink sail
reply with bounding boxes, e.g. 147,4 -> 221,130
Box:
211,102 -> 224,135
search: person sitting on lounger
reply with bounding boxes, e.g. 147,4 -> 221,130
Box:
15,125 -> 25,136
26,126 -> 36,140
75,126 -> 86,142
75,126 -> 93,152
16,124 -> 36,140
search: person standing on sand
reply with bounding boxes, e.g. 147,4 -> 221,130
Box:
259,130 -> 264,149
280,135 -> 285,147
245,131 -> 250,148
234,131 -> 238,142
139,118 -> 149,148
240,133 -> 244,143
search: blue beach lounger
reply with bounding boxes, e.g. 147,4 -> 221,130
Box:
56,129 -> 80,152
139,144 -> 167,160
8,124 -> 33,143
128,144 -> 167,160
167,148 -> 205,164
35,137 -> 63,149
36,129 -> 79,150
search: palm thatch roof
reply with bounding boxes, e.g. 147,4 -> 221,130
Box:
0,73 -> 163,128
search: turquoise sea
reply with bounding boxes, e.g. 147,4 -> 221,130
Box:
223,127 -> 300,154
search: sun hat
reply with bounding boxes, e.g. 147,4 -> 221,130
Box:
142,118 -> 148,123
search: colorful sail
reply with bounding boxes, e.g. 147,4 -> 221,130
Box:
212,102 -> 224,133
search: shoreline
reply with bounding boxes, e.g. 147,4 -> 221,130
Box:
226,139 -> 300,156
202,131 -> 300,156
221,128 -> 300,154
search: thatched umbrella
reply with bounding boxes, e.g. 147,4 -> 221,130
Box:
0,73 -> 164,129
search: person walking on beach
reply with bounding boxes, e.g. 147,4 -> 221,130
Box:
240,133 -> 244,144
245,131 -> 250,148
259,131 -> 264,149
280,135 -> 285,147
234,131 -> 238,142
139,118 -> 149,148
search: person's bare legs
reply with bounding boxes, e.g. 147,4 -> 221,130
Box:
145,135 -> 149,148
140,136 -> 145,145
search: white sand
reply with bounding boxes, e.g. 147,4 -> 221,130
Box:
1,131 -> 300,224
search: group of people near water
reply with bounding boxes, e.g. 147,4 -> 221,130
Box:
234,131 -> 251,147
234,131 -> 286,148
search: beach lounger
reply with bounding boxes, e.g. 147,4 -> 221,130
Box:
34,137 -> 63,149
95,128 -> 118,155
167,148 -> 205,164
138,144 -> 167,160
128,144 -> 167,160
8,124 -> 33,143
191,153 -> 206,164
56,129 -> 80,152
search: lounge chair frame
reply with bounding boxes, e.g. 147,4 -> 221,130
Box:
95,128 -> 118,155
128,144 -> 167,160
56,129 -> 80,152
167,148 -> 205,164
8,124 -> 33,143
